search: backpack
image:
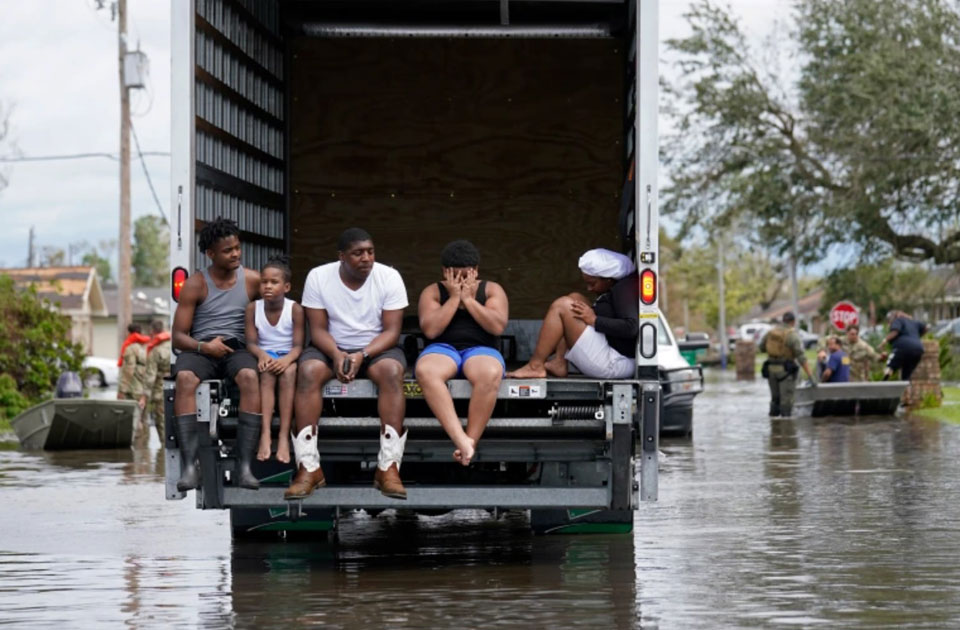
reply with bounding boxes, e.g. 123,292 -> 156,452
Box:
765,327 -> 789,359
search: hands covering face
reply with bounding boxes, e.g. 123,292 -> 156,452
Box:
442,268 -> 478,302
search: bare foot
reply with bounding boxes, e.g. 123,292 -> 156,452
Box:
256,434 -> 272,461
544,356 -> 568,377
275,436 -> 290,464
506,362 -> 547,379
452,436 -> 476,466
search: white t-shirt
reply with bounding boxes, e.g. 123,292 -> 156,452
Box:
301,261 -> 408,349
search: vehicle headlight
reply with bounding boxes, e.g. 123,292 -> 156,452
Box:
666,368 -> 702,394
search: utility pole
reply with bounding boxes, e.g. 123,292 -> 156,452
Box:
789,241 -> 800,329
116,0 -> 132,351
717,236 -> 727,370
27,226 -> 35,267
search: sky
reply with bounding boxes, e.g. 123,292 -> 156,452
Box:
0,0 -> 789,272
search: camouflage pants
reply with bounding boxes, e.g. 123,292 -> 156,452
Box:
766,364 -> 797,417
146,395 -> 165,442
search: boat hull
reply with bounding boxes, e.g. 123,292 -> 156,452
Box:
11,399 -> 138,450
794,381 -> 909,418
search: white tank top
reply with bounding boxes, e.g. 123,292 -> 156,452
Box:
255,298 -> 294,353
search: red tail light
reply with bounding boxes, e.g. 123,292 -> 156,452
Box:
640,269 -> 656,305
172,267 -> 188,302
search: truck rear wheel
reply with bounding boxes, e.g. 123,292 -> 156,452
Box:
529,509 -> 633,535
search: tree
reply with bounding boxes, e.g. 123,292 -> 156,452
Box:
667,236 -> 786,329
820,260 -> 941,324
664,0 -> 960,264
81,251 -> 112,284
0,274 -> 86,416
40,246 -> 65,267
132,215 -> 169,287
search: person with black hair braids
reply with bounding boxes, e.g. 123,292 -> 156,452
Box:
170,217 -> 263,491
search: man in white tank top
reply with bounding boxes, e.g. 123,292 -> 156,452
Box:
285,228 -> 411,500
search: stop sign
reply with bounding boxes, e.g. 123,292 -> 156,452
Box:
830,301 -> 860,331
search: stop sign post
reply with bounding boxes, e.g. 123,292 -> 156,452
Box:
830,301 -> 860,331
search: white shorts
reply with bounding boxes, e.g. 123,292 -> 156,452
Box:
565,326 -> 635,379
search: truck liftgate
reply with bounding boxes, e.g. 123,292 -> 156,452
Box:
165,377 -> 657,535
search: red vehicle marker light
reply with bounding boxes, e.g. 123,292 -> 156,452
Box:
172,267 -> 188,302
640,269 -> 656,305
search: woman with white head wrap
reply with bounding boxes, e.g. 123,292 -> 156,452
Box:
508,248 -> 639,380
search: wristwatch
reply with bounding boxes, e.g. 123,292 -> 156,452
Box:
361,349 -> 370,362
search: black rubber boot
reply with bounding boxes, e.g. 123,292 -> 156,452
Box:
235,412 -> 262,489
175,414 -> 201,492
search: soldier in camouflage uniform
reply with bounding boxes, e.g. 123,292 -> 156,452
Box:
118,323 -> 149,433
140,320 -> 172,442
759,312 -> 816,417
843,324 -> 882,382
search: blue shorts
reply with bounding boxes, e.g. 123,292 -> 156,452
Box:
416,343 -> 505,377
265,349 -> 289,360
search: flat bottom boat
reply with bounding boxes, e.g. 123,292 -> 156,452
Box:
11,398 -> 138,450
794,381 -> 909,418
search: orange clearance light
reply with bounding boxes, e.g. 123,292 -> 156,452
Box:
640,269 -> 656,305
172,267 -> 188,302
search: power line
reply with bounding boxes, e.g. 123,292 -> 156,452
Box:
130,122 -> 168,226
0,151 -> 168,163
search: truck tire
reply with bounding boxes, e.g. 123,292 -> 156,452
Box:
529,509 -> 633,535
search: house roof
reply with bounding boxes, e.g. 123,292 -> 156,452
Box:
751,288 -> 825,323
0,266 -> 108,316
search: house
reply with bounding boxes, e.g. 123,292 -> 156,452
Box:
745,289 -> 827,334
92,287 -> 171,359
0,266 -> 108,352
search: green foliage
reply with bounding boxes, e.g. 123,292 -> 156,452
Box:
81,251 -> 111,284
664,0 -> 960,264
0,374 -> 29,425
820,260 -> 940,322
0,275 -> 85,411
668,238 -> 784,329
938,334 -> 960,382
133,215 -> 169,287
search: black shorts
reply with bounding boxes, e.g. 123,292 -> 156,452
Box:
172,349 -> 258,382
299,345 -> 407,377
887,348 -> 923,381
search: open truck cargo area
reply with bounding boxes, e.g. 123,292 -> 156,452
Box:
169,0 -> 662,537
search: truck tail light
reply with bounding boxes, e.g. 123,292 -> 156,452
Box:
172,267 -> 188,302
640,269 -> 656,305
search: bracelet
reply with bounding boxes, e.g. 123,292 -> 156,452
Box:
197,341 -> 203,354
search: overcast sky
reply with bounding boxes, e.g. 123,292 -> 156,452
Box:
0,0 -> 788,272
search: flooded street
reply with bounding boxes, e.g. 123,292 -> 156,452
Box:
3,372 -> 960,628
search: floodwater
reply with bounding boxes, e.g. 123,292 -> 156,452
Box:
2,372 -> 960,629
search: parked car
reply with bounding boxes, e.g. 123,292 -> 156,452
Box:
934,317 -> 960,339
737,322 -> 772,345
82,356 -> 119,388
797,328 -> 820,349
658,315 -> 705,437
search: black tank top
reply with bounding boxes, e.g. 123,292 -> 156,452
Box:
434,281 -> 499,350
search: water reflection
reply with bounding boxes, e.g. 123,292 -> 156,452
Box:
3,371 -> 960,628
229,514 -> 638,629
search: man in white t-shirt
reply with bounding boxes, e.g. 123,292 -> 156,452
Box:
284,227 -> 411,501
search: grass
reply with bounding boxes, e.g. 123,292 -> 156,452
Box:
914,387 -> 960,424
0,416 -> 10,433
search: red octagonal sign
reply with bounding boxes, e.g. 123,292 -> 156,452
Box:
830,301 -> 860,331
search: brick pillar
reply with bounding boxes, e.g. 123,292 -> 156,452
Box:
904,339 -> 942,407
735,340 -> 756,381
